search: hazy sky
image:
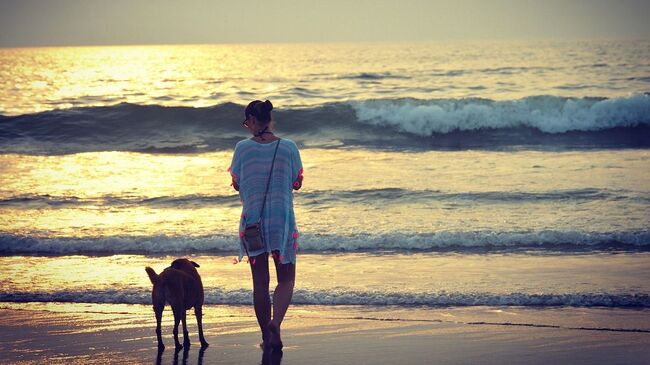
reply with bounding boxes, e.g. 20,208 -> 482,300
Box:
1,0 -> 649,47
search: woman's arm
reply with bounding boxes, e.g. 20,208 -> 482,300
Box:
293,168 -> 303,190
291,144 -> 304,190
228,143 -> 241,191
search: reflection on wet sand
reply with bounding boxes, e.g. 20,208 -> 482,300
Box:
261,348 -> 283,365
154,345 -> 207,365
152,345 -> 281,365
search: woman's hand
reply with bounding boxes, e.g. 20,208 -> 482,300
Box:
292,175 -> 303,190
228,167 -> 239,191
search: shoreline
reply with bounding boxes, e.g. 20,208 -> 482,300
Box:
1,303 -> 649,364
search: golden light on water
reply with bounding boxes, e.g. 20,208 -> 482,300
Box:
3,151 -> 232,198
1,149 -> 648,238
0,151 -> 239,236
4,41 -> 646,116
1,45 -> 239,113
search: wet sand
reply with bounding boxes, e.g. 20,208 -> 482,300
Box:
1,303 -> 649,365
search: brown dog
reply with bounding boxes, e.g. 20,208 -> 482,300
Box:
145,258 -> 209,351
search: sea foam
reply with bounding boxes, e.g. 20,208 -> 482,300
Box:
351,94 -> 650,135
1,288 -> 648,307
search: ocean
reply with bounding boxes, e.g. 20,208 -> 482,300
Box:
1,41 -> 649,313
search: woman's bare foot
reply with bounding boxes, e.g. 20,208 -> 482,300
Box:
267,320 -> 283,349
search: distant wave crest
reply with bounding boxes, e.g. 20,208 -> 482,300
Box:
1,95 -> 649,154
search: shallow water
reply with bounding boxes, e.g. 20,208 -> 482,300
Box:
1,253 -> 649,307
1,149 -> 648,250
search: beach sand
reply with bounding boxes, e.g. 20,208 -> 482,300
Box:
1,303 -> 649,364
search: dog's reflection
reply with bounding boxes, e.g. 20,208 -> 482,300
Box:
154,346 -> 206,365
172,347 -> 189,365
261,348 -> 283,365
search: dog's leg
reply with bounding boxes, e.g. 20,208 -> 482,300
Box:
172,306 -> 183,351
182,309 -> 190,348
195,305 -> 209,348
154,303 -> 165,351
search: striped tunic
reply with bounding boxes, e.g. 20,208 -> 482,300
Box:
229,138 -> 303,264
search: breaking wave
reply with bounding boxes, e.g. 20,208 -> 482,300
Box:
1,95 -> 649,154
351,94 -> 650,134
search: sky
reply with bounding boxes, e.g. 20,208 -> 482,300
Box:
1,0 -> 649,47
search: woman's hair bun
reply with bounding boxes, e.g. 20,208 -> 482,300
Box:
245,99 -> 273,123
262,100 -> 273,113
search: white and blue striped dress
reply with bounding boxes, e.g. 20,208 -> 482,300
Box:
229,138 -> 303,264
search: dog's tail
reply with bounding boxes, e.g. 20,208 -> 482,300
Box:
145,267 -> 159,285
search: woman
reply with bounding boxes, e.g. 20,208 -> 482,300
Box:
229,100 -> 303,350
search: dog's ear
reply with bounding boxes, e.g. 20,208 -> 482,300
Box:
191,261 -> 200,268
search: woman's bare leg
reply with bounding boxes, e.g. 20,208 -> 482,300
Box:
269,253 -> 296,348
250,253 -> 271,345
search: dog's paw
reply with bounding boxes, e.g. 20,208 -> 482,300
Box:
200,341 -> 209,349
174,344 -> 183,352
157,343 -> 165,353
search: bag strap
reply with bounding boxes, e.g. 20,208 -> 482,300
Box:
258,139 -> 281,221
